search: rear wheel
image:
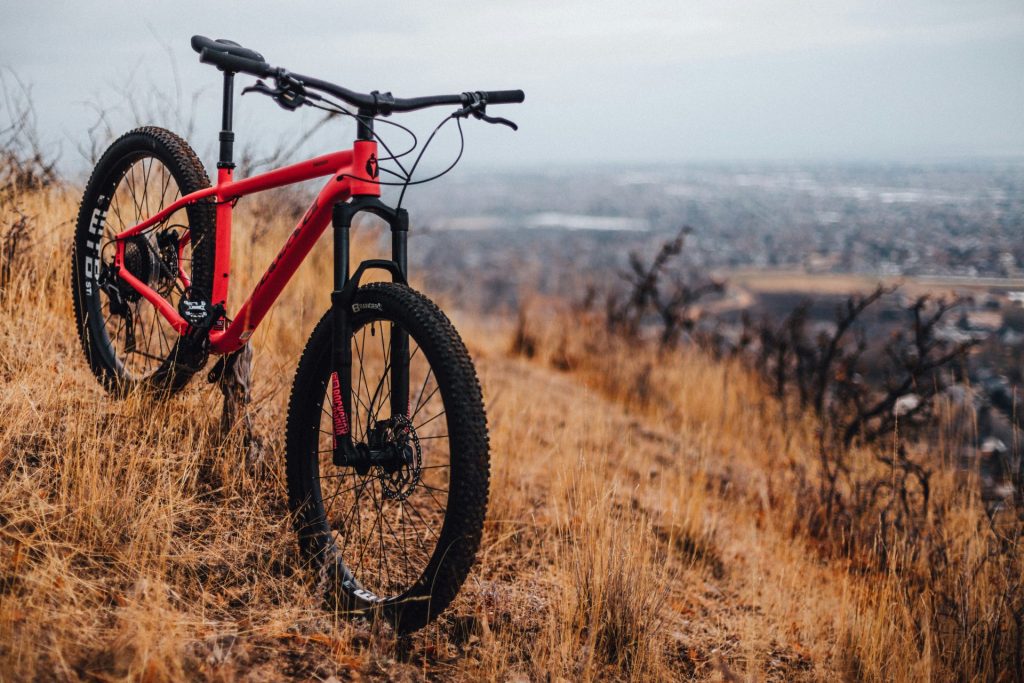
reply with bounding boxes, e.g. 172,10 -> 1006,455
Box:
71,126 -> 215,395
285,283 -> 490,632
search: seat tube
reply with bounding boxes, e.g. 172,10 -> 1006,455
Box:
212,168 -> 233,308
212,70 -> 236,311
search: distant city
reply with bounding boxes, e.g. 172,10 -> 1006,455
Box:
403,160 -> 1024,292
399,161 -> 1024,473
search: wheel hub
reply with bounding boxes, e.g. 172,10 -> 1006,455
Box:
339,415 -> 423,500
372,415 -> 422,500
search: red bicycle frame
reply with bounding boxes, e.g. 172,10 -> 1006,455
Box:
112,139 -> 381,355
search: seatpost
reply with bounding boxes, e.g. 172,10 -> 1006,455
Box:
210,70 -> 236,311
218,72 -> 235,168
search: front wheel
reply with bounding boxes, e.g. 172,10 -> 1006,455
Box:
285,282 -> 490,632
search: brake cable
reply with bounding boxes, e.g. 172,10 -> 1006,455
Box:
242,74 -> 518,211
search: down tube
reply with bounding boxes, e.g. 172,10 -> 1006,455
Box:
209,181 -> 350,354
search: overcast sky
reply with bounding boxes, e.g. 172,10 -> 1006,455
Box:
3,0 -> 1023,172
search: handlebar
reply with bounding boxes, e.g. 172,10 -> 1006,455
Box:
191,35 -> 524,115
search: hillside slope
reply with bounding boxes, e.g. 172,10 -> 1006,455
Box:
1,187 -> 1019,681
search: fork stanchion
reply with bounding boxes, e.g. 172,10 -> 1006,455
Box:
331,203 -> 356,464
390,210 -> 410,418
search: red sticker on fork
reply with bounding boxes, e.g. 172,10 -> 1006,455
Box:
330,372 -> 350,445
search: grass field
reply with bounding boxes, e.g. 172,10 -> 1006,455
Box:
1,184 -> 1021,681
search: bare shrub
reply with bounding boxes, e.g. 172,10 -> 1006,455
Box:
604,226 -> 724,348
743,290 -> 973,555
0,71 -> 58,197
0,71 -> 54,303
0,204 -> 30,297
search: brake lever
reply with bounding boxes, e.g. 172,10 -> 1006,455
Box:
474,111 -> 518,131
241,78 -> 306,111
241,80 -> 275,97
453,98 -> 518,131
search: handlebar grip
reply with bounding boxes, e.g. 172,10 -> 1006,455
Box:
199,48 -> 273,78
483,90 -> 525,105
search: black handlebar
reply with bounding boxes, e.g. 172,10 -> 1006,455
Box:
190,35 -> 524,114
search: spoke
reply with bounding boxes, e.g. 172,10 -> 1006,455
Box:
110,192 -> 127,232
400,499 -> 411,583
330,471 -> 371,532
376,492 -> 410,591
155,316 -> 168,356
114,315 -> 124,359
130,302 -> 145,369
400,500 -> 430,554
317,469 -> 362,478
126,163 -> 143,220
356,479 -> 382,579
419,484 -> 448,514
403,497 -> 442,543
380,322 -> 391,400
367,476 -> 392,593
363,356 -> 392,439
412,384 -> 441,421
375,376 -> 394,423
411,368 -> 434,420
353,329 -> 373,427
320,481 -> 365,506
140,157 -> 153,220
158,162 -> 172,210
415,409 -> 447,431
130,347 -> 166,363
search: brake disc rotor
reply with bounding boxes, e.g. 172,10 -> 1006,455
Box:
375,414 -> 422,501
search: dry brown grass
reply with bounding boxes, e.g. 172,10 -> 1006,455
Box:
513,298 -> 1024,681
1,182 -> 1021,681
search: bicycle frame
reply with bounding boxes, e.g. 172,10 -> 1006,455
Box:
110,67 -> 417,464
112,139 -> 382,355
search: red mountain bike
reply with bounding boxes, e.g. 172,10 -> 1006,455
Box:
70,36 -> 523,632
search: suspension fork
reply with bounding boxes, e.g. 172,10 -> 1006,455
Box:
389,218 -> 410,418
330,198 -> 410,466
